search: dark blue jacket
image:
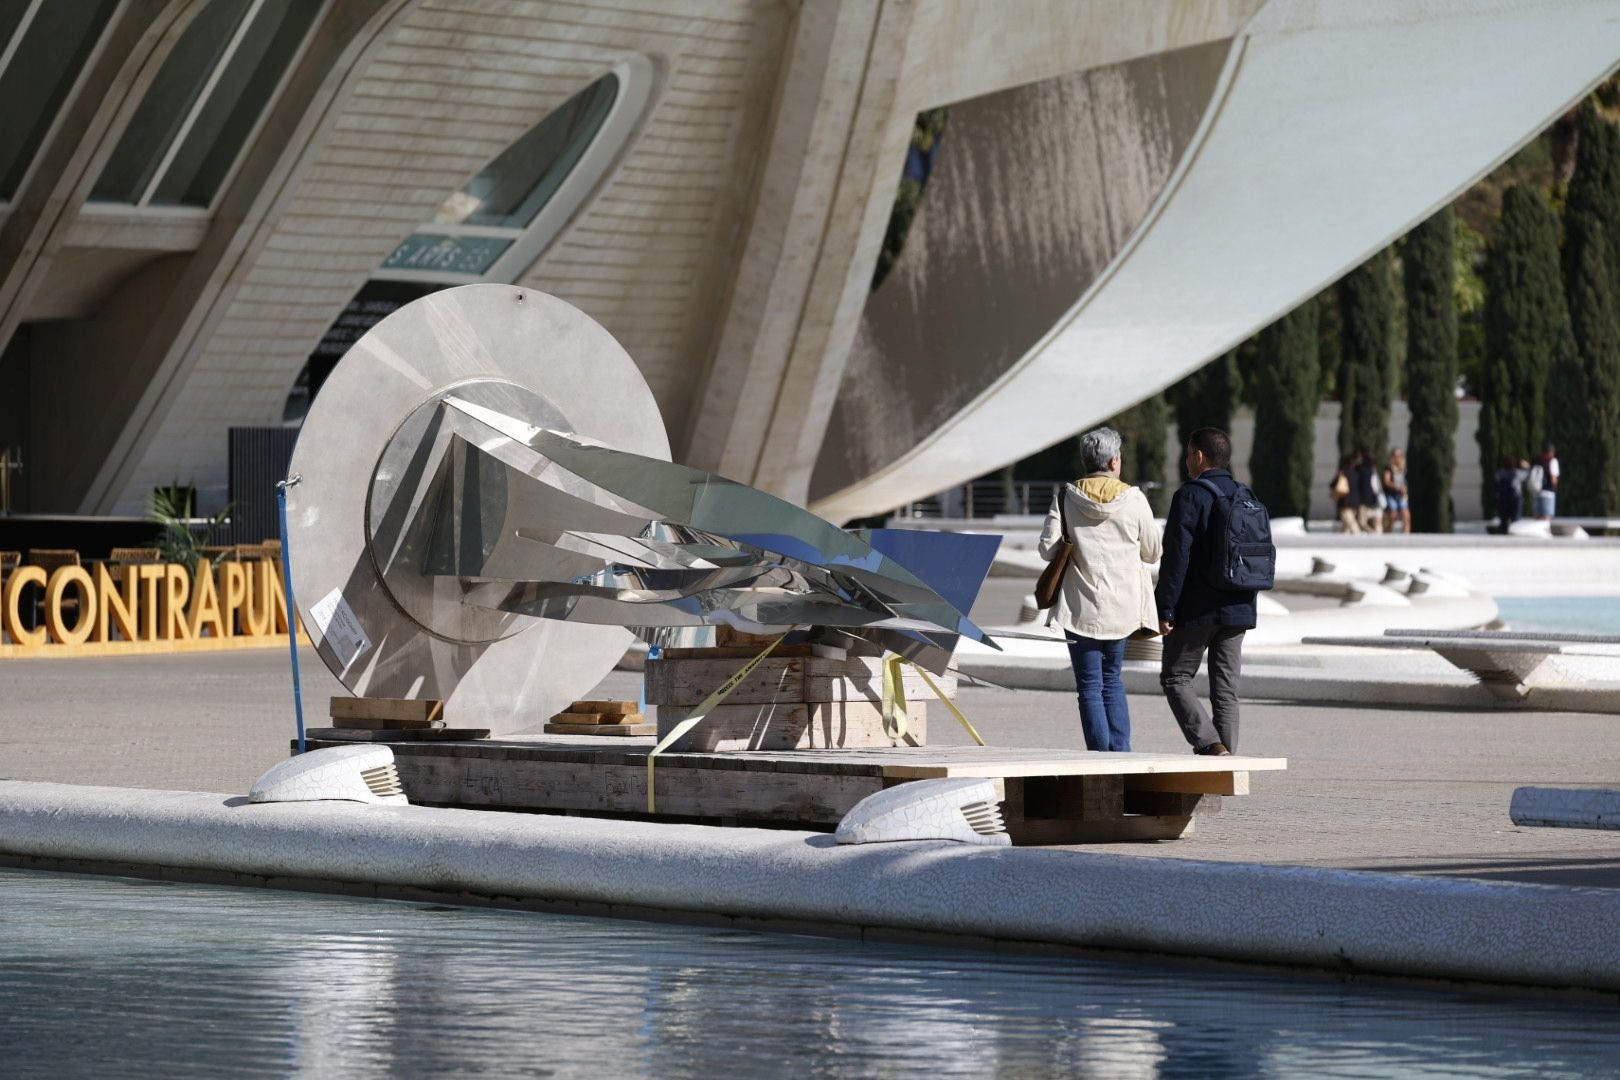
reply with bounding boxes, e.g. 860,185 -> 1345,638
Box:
1154,469 -> 1258,629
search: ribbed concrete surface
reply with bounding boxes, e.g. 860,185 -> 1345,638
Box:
4,780 -> 1619,993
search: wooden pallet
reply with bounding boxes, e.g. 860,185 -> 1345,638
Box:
545,699 -> 648,736
298,735 -> 1285,845
543,722 -> 657,736
644,654 -> 952,707
306,726 -> 488,741
656,700 -> 926,751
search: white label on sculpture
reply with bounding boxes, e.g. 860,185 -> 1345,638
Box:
310,588 -> 371,669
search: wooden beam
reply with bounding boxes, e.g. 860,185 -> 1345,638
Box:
1123,771 -> 1248,796
330,697 -> 444,723
1007,815 -> 1194,845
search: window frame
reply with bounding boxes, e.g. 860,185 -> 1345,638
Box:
85,0 -> 327,213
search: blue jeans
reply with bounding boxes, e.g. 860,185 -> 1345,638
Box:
1064,633 -> 1130,751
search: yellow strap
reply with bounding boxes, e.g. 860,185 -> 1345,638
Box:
879,652 -> 986,747
881,653 -> 909,740
912,662 -> 986,746
645,629 -> 793,813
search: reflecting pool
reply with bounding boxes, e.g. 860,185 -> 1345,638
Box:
2,868 -> 1617,1078
1493,595 -> 1620,637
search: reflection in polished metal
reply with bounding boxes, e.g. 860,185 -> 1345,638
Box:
430,396 -> 999,672
288,285 -> 998,733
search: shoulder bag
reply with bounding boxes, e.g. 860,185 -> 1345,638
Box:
1035,494 -> 1072,610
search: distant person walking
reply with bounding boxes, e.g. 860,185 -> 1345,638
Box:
1494,455 -> 1527,534
1528,442 -> 1559,521
1352,450 -> 1384,533
1038,427 -> 1162,752
1331,459 -> 1360,533
1382,448 -> 1411,533
1156,428 -> 1271,756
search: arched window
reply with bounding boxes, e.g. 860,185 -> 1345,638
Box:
374,58 -> 650,284
90,0 -> 323,208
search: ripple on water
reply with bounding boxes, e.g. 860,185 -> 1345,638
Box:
1,868 -> 1617,1078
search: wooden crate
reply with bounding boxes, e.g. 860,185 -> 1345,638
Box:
656,699 -> 927,751
644,654 -> 954,708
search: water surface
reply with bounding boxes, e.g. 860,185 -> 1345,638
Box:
2,868 -> 1616,1078
1493,596 -> 1620,637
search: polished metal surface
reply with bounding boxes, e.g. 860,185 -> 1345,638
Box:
434,398 -> 998,671
287,284 -> 668,733
288,285 -> 999,732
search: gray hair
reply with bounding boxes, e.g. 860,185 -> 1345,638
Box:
1078,427 -> 1122,474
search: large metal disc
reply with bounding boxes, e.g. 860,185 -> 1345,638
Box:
286,284 -> 669,733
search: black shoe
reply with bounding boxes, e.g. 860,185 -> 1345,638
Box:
1194,742 -> 1230,756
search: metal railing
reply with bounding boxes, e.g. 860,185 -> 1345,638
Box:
892,479 -> 1168,520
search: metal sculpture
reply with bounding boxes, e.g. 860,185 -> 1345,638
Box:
287,285 -> 998,732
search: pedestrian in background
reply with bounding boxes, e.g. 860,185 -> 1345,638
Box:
1155,428 -> 1263,756
1331,459 -> 1360,533
1529,442 -> 1559,521
1494,455 -> 1527,534
1382,447 -> 1411,533
1352,449 -> 1383,533
1037,427 -> 1162,752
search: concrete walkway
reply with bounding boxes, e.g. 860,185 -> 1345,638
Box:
2,645 -> 1617,889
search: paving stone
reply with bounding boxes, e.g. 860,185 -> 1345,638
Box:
2,645 -> 1618,888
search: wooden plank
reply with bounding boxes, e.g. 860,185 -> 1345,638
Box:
1125,771 -> 1249,796
645,655 -> 951,707
1123,790 -> 1212,817
877,757 -> 1283,780
656,700 -> 926,751
1008,815 -> 1194,845
330,697 -> 444,723
660,644 -> 816,659
542,722 -> 657,736
549,711 -> 646,725
329,715 -> 437,730
568,700 -> 639,715
389,746 -> 882,823
645,656 -> 804,706
304,726 -> 487,741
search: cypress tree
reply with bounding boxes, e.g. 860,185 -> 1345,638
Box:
1479,185 -> 1567,516
1563,103 -> 1620,307
1170,349 -> 1242,474
1249,302 -> 1319,519
1316,288 -> 1342,402
1556,210 -> 1620,513
1403,207 -> 1460,532
1106,393 -> 1171,515
1337,248 -> 1396,462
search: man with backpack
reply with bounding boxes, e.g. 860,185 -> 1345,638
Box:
1155,428 -> 1275,756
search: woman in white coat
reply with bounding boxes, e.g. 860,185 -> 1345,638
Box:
1037,427 -> 1163,751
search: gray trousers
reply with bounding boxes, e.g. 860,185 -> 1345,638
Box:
1160,624 -> 1246,752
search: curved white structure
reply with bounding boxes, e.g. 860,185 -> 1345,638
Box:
810,0 -> 1620,520
0,1 -> 1615,524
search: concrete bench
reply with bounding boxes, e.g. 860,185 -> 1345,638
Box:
1299,633 -> 1596,700
1385,628 -> 1620,646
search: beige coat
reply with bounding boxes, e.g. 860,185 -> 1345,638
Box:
1037,475 -> 1162,640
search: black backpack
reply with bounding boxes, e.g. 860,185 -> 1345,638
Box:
1194,477 -> 1275,591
